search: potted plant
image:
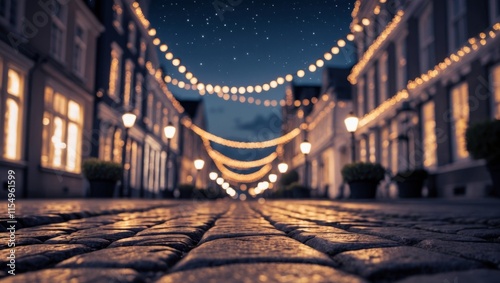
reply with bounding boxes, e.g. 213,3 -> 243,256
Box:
82,158 -> 122,198
341,162 -> 385,199
287,182 -> 311,199
176,184 -> 196,199
393,169 -> 428,198
466,120 -> 500,197
280,170 -> 299,199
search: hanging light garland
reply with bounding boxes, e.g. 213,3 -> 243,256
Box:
214,161 -> 273,183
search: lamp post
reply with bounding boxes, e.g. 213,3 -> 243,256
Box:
163,122 -> 176,198
300,140 -> 312,189
344,111 -> 359,163
121,112 -> 137,197
193,158 -> 205,186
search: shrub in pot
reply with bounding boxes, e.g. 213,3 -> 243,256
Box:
280,170 -> 299,186
286,182 -> 310,199
341,162 -> 385,199
176,184 -> 196,199
82,158 -> 122,198
466,120 -> 500,197
393,169 -> 428,198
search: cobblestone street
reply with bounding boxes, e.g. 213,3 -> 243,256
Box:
1,199 -> 500,282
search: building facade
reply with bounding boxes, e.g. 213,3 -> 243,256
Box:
0,0 -> 103,198
350,0 -> 500,197
89,0 -> 183,198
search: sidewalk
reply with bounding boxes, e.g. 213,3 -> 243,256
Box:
1,199 -> 500,282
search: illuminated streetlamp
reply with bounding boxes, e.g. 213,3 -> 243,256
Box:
193,158 -> 205,186
278,162 -> 288,174
344,111 -> 359,162
163,122 -> 176,198
121,112 -> 136,198
268,174 -> 278,183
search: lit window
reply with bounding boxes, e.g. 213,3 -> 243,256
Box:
419,3 -> 435,73
491,64 -> 500,119
396,36 -> 407,91
112,0 -> 123,33
135,74 -> 143,117
422,101 -> 437,168
139,39 -> 146,66
448,0 -> 467,52
360,138 -> 367,162
108,44 -> 122,99
147,93 -> 153,128
73,24 -> 86,76
369,132 -> 376,163
99,126 -> 113,161
367,68 -> 375,111
143,143 -> 150,189
378,52 -> 388,102
127,21 -> 136,51
130,141 -> 138,188
41,87 -> 83,172
123,60 -> 134,107
381,127 -> 389,169
390,120 -> 398,173
160,151 -> 167,189
50,0 -> 66,62
155,102 -> 162,134
113,128 -> 123,163
3,69 -> 23,160
357,78 -> 365,116
450,82 -> 469,161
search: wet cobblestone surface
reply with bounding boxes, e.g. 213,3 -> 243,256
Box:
1,199 -> 500,282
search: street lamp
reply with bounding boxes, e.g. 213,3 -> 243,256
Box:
121,112 -> 136,197
193,158 -> 205,186
344,111 -> 359,162
300,139 -> 311,189
163,122 -> 176,198
278,162 -> 288,174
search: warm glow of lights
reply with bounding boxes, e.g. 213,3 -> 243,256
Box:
160,44 -> 168,52
344,112 -> 359,132
165,52 -> 173,60
178,65 -> 186,73
148,28 -> 156,36
337,39 -> 346,47
316,59 -> 324,67
268,174 -> 277,183
285,74 -> 293,81
278,162 -> 288,173
263,84 -> 270,91
247,86 -> 254,93
216,177 -> 224,185
297,70 -> 305,77
164,123 -> 176,139
122,113 -> 137,128
347,33 -> 355,41
172,59 -> 180,66
308,64 -> 317,72
277,77 -> 285,84
324,52 -> 333,60
270,81 -> 278,88
331,47 -> 340,54
300,140 -> 312,155
194,159 -> 205,170
362,18 -> 370,26
255,85 -> 262,93
209,172 -> 218,180
230,87 -> 238,94
353,24 -> 363,32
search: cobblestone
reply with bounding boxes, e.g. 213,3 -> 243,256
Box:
0,199 -> 499,282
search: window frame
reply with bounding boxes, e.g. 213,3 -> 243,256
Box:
49,0 -> 67,63
450,82 -> 470,162
421,100 -> 437,169
72,22 -> 87,78
2,66 -> 25,161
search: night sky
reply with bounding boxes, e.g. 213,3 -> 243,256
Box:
149,0 -> 355,142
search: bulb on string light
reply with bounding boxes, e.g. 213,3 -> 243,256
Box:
331,47 -> 340,54
178,65 -> 186,73
347,33 -> 355,41
246,86 -> 254,93
153,38 -> 161,45
285,74 -> 293,81
172,59 -> 180,66
185,72 -> 193,79
255,85 -> 263,93
308,64 -> 317,72
337,39 -> 346,47
230,87 -> 238,94
316,59 -> 324,67
270,81 -> 278,88
165,52 -> 173,60
238,87 -> 246,94
263,84 -> 270,91
277,77 -> 285,84
324,52 -> 333,60
190,77 -> 198,84
297,70 -> 305,77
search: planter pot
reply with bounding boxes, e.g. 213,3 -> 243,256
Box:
397,180 -> 424,198
89,180 -> 117,198
293,187 -> 310,199
348,181 -> 378,199
487,163 -> 500,197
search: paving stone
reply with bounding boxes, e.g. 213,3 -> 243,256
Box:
0,244 -> 91,272
416,239 -> 500,267
457,228 -> 500,239
156,263 -> 368,283
62,228 -> 136,241
395,269 -> 500,283
0,268 -> 143,283
412,224 -> 487,234
137,227 -> 205,241
109,234 -> 195,251
19,214 -> 65,227
57,246 -> 181,271
0,237 -> 42,248
332,246 -> 482,281
15,230 -> 68,241
199,226 -> 285,243
172,235 -> 335,271
70,238 -> 111,249
302,233 -> 399,255
349,226 -> 485,245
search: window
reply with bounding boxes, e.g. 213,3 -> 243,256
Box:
0,0 -> 20,28
448,0 -> 467,51
419,3 -> 435,73
450,82 -> 469,161
378,52 -> 388,102
360,138 -> 367,162
73,24 -> 86,77
367,68 -> 375,111
113,128 -> 123,163
3,69 -> 23,160
123,60 -> 134,107
160,151 -> 167,189
99,125 -> 113,161
135,74 -> 143,117
147,93 -> 153,128
357,78 -> 365,116
381,127 -> 389,169
41,87 -> 83,172
155,102 -> 162,134
390,120 -> 398,173
112,0 -> 123,33
50,0 -> 66,62
396,36 -> 407,91
127,21 -> 136,52
130,141 -> 138,188
369,132 -> 376,163
108,44 -> 122,99
490,64 -> 500,119
139,39 -> 146,66
490,0 -> 500,23
422,101 -> 437,168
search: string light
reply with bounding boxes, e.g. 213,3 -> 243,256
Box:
214,162 -> 273,183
